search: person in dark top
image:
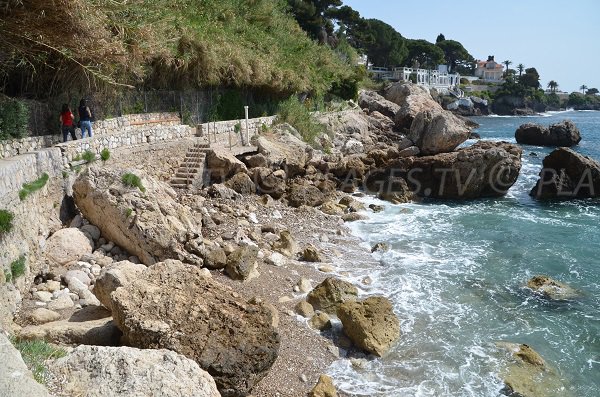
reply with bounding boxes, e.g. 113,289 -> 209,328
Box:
60,104 -> 77,142
78,99 -> 93,138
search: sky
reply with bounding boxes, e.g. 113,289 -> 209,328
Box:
343,0 -> 600,93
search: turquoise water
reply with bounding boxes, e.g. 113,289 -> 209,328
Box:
330,110 -> 600,396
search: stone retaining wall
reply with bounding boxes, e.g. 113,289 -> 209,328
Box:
57,124 -> 195,166
0,112 -> 181,159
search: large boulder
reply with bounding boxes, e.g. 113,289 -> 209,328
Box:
44,228 -> 93,266
225,246 -> 259,281
370,141 -> 522,200
72,167 -> 202,266
307,278 -> 358,314
49,345 -> 220,397
515,121 -> 581,147
0,333 -> 50,397
225,172 -> 256,195
206,149 -> 247,182
530,148 -> 600,199
286,183 -> 326,208
408,109 -> 472,155
94,261 -> 147,310
316,110 -> 371,142
257,124 -> 312,176
496,342 -> 568,397
384,82 -> 441,130
251,167 -> 287,199
358,90 -> 400,119
337,296 -> 400,357
109,260 -> 279,397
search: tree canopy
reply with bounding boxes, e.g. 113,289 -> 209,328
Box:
287,0 -> 342,41
405,39 -> 445,69
520,67 -> 541,88
435,39 -> 474,73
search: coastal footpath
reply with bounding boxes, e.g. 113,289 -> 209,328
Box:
1,82 -> 596,397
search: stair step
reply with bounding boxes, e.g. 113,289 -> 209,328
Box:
176,173 -> 198,178
170,177 -> 193,184
170,183 -> 189,189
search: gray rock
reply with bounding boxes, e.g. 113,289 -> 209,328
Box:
49,345 -> 220,397
33,291 -> 53,302
47,294 -> 74,311
80,224 -> 101,241
65,269 -> 91,287
0,333 -> 50,397
67,277 -> 101,307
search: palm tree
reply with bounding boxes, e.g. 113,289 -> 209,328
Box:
580,85 -> 588,94
517,63 -> 525,76
503,60 -> 512,76
547,80 -> 559,92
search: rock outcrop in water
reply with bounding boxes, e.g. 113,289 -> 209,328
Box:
496,342 -> 570,397
526,275 -> 580,300
367,141 -> 523,200
530,148 -> 600,199
515,120 -> 581,147
337,296 -> 400,357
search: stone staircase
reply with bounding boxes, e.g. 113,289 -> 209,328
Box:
169,141 -> 211,189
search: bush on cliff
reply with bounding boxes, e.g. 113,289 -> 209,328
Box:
19,173 -> 49,201
121,172 -> 146,193
276,97 -> 324,145
0,209 -> 14,234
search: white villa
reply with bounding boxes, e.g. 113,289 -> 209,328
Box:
367,64 -> 461,94
474,56 -> 504,82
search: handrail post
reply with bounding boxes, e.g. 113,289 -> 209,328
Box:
244,106 -> 249,146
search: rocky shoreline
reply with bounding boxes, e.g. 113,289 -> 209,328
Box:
3,81 -> 594,397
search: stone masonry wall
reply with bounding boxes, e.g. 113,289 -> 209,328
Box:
0,112 -> 181,159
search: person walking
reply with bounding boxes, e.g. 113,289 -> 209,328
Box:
78,99 -> 94,138
60,104 -> 77,142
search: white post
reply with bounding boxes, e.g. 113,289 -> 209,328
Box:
244,106 -> 249,146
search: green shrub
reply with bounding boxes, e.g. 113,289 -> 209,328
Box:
10,255 -> 26,279
5,270 -> 12,283
11,338 -> 66,384
122,173 -> 146,193
276,97 -> 324,145
100,148 -> 111,161
125,208 -> 133,217
0,209 -> 14,234
0,98 -> 29,140
19,173 -> 49,201
81,150 -> 96,163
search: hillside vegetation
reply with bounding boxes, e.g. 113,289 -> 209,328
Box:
0,0 -> 354,98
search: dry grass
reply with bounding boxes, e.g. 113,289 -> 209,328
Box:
0,0 -> 353,98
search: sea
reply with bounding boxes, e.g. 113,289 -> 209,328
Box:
329,110 -> 600,396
